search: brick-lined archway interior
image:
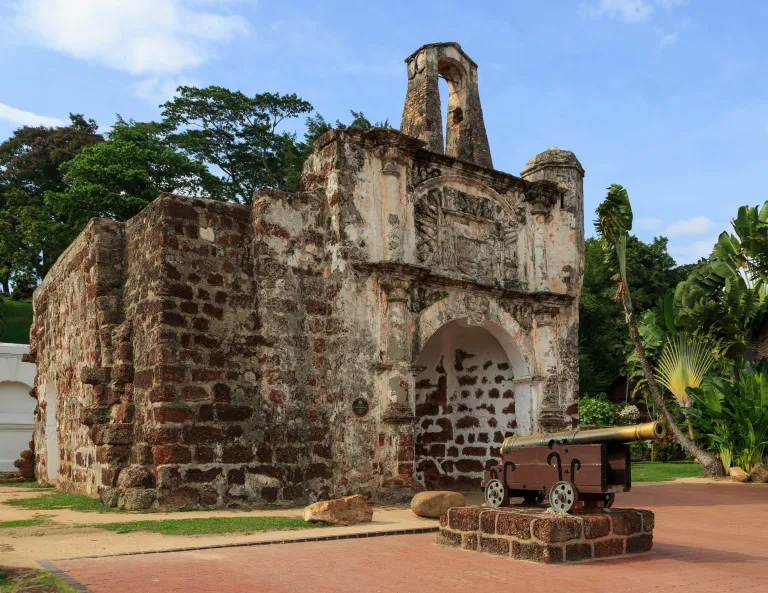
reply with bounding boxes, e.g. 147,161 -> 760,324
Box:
414,320 -> 516,490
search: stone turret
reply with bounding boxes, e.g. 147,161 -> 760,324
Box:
400,42 -> 492,168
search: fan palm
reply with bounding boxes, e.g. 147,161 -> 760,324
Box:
595,184 -> 725,477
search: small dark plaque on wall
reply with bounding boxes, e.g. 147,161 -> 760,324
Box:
352,398 -> 369,417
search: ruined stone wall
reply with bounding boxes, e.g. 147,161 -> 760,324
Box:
31,109 -> 584,507
30,219 -> 125,493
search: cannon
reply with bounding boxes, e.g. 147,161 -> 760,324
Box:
481,421 -> 666,514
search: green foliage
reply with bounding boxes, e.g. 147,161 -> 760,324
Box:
0,299 -> 33,344
161,86 -> 313,204
0,568 -> 78,593
631,461 -> 703,482
651,428 -> 686,461
578,394 -> 616,426
93,516 -> 327,536
616,403 -> 641,425
0,518 -> 47,528
0,114 -> 102,284
5,492 -> 120,513
580,236 -> 688,395
685,369 -> 768,472
47,117 -> 225,230
630,441 -> 652,461
0,480 -> 53,489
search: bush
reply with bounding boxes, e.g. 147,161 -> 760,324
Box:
686,369 -> 768,473
630,441 -> 652,461
652,427 -> 686,462
578,394 -> 616,426
616,404 -> 641,425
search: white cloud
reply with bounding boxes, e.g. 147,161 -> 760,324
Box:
672,238 -> 717,264
655,18 -> 690,47
635,217 -> 664,232
665,215 -> 717,237
12,0 -> 248,76
134,76 -> 199,105
0,102 -> 65,127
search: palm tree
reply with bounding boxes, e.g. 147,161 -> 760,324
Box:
595,184 -> 725,477
655,333 -> 716,439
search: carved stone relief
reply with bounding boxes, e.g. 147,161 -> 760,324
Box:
414,182 -> 519,287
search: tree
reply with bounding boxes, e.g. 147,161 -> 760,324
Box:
595,184 -> 725,477
161,87 -> 313,204
0,114 -> 103,283
579,236 -> 690,395
47,117 -> 225,229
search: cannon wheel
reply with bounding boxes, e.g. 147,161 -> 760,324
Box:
603,493 -> 616,508
485,479 -> 508,508
549,481 -> 578,514
522,491 -> 545,505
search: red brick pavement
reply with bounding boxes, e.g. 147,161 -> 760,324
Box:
50,483 -> 768,593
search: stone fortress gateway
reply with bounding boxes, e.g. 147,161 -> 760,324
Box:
27,42 -> 584,509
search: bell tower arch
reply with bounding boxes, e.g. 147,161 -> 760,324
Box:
400,42 -> 493,168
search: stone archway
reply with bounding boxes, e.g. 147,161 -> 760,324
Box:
413,319 -> 517,490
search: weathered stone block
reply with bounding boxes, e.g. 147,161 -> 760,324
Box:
437,529 -> 462,548
152,445 -> 192,465
532,515 -> 582,542
594,538 -> 625,558
565,543 -> 592,562
117,465 -> 155,489
480,536 -> 509,556
496,512 -> 534,539
448,507 -> 481,531
583,513 -> 611,539
158,487 -> 200,510
610,510 -> 643,536
461,533 -> 478,551
510,541 -> 563,564
626,534 -> 653,554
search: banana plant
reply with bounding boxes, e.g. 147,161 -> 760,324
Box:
595,184 -> 725,477
686,369 -> 768,472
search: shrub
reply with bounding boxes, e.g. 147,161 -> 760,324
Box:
578,394 -> 616,426
686,369 -> 768,473
652,427 -> 686,462
630,440 -> 651,461
616,404 -> 641,425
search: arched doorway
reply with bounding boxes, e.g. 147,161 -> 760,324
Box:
45,383 -> 59,481
414,319 -> 517,490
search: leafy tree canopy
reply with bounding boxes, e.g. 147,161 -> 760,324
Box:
47,117 -> 226,230
161,86 -> 313,204
0,114 -> 102,288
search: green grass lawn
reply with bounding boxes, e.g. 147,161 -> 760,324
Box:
5,492 -> 120,513
0,568 -> 77,593
0,518 -> 47,529
633,461 -> 704,482
91,516 -> 326,536
0,298 -> 32,344
0,481 -> 54,489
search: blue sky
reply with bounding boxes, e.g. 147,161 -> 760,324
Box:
1,0 -> 766,264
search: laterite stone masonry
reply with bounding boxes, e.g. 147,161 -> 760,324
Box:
28,43 -> 585,509
437,506 -> 654,563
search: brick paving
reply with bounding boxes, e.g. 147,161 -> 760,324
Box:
49,483 -> 768,593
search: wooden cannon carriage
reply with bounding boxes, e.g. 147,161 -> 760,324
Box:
481,421 -> 666,513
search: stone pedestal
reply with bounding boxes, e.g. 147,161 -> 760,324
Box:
437,506 -> 654,564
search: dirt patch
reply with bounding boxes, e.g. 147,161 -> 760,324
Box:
0,566 -> 75,592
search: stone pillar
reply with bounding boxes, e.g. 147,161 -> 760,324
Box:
375,277 -> 422,497
400,42 -> 492,168
521,147 -> 585,297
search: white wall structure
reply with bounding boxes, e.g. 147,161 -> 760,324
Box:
0,343 -> 36,471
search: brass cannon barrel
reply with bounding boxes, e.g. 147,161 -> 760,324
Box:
500,421 -> 665,455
